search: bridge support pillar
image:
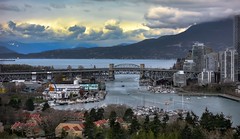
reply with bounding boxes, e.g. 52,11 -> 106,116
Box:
140,64 -> 145,79
109,64 -> 115,81
31,72 -> 37,81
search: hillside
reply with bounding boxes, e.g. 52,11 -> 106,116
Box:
0,18 -> 234,59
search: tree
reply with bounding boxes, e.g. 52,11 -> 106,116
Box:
129,116 -> 140,135
200,108 -> 214,131
162,113 -> 169,128
143,115 -> 150,133
192,127 -> 206,139
89,108 -> 97,121
185,111 -> 199,127
180,125 -> 192,139
112,122 -> 126,139
8,97 -> 21,109
150,113 -> 161,137
123,108 -> 134,122
61,128 -> 68,138
96,108 -> 104,121
83,112 -> 96,139
233,125 -> 240,139
42,102 -> 50,111
25,98 -> 34,111
109,111 -> 117,128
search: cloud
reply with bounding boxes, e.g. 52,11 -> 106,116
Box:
68,25 -> 86,39
24,4 -> 32,8
144,0 -> 240,29
144,6 -> 202,29
82,29 -> 103,41
50,3 -> 66,9
0,4 -> 21,12
5,21 -> 52,40
8,21 -> 16,30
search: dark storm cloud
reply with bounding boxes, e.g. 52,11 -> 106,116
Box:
7,21 -> 50,38
68,25 -> 86,39
0,4 -> 21,12
8,21 -> 16,30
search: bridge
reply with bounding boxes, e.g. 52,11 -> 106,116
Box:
0,63 -> 200,83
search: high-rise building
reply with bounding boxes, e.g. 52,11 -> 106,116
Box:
234,15 -> 240,80
183,60 -> 195,72
219,48 -> 238,82
204,52 -> 219,72
192,43 -> 212,72
198,70 -> 215,85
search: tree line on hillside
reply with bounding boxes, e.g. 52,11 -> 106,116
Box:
82,108 -> 239,139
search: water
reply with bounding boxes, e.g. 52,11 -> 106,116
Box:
54,74 -> 240,126
2,59 -> 240,126
0,59 -> 176,69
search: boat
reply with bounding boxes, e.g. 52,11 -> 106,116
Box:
121,85 -> 125,87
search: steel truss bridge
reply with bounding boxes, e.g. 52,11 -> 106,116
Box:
0,63 -> 200,82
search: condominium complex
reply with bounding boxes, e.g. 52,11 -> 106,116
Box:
234,15 -> 240,80
219,48 -> 238,82
192,43 -> 212,72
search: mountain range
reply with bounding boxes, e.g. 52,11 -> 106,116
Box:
0,18 -> 234,59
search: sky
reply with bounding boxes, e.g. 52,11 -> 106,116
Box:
0,0 -> 240,46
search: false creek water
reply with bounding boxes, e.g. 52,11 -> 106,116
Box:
2,59 -> 240,126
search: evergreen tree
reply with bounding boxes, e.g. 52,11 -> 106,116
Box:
143,115 -> 150,133
25,98 -> 34,111
162,113 -> 169,128
42,102 -> 50,111
150,113 -> 161,137
83,112 -> 96,139
109,111 -> 117,128
200,108 -> 214,131
123,108 -> 134,122
180,125 -> 192,139
96,108 -> 104,120
112,122 -> 126,139
233,125 -> 240,139
90,108 -> 96,121
178,112 -> 183,121
129,116 -> 140,135
192,127 -> 206,139
8,97 -> 21,109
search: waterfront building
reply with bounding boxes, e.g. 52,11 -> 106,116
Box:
173,71 -> 186,87
198,70 -> 215,85
204,52 -> 219,72
234,15 -> 240,79
183,60 -> 196,72
46,83 -> 99,99
219,48 -> 238,82
192,42 -> 212,72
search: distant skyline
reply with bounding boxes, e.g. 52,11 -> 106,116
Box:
0,0 -> 240,46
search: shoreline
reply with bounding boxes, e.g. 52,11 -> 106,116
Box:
176,88 -> 240,102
